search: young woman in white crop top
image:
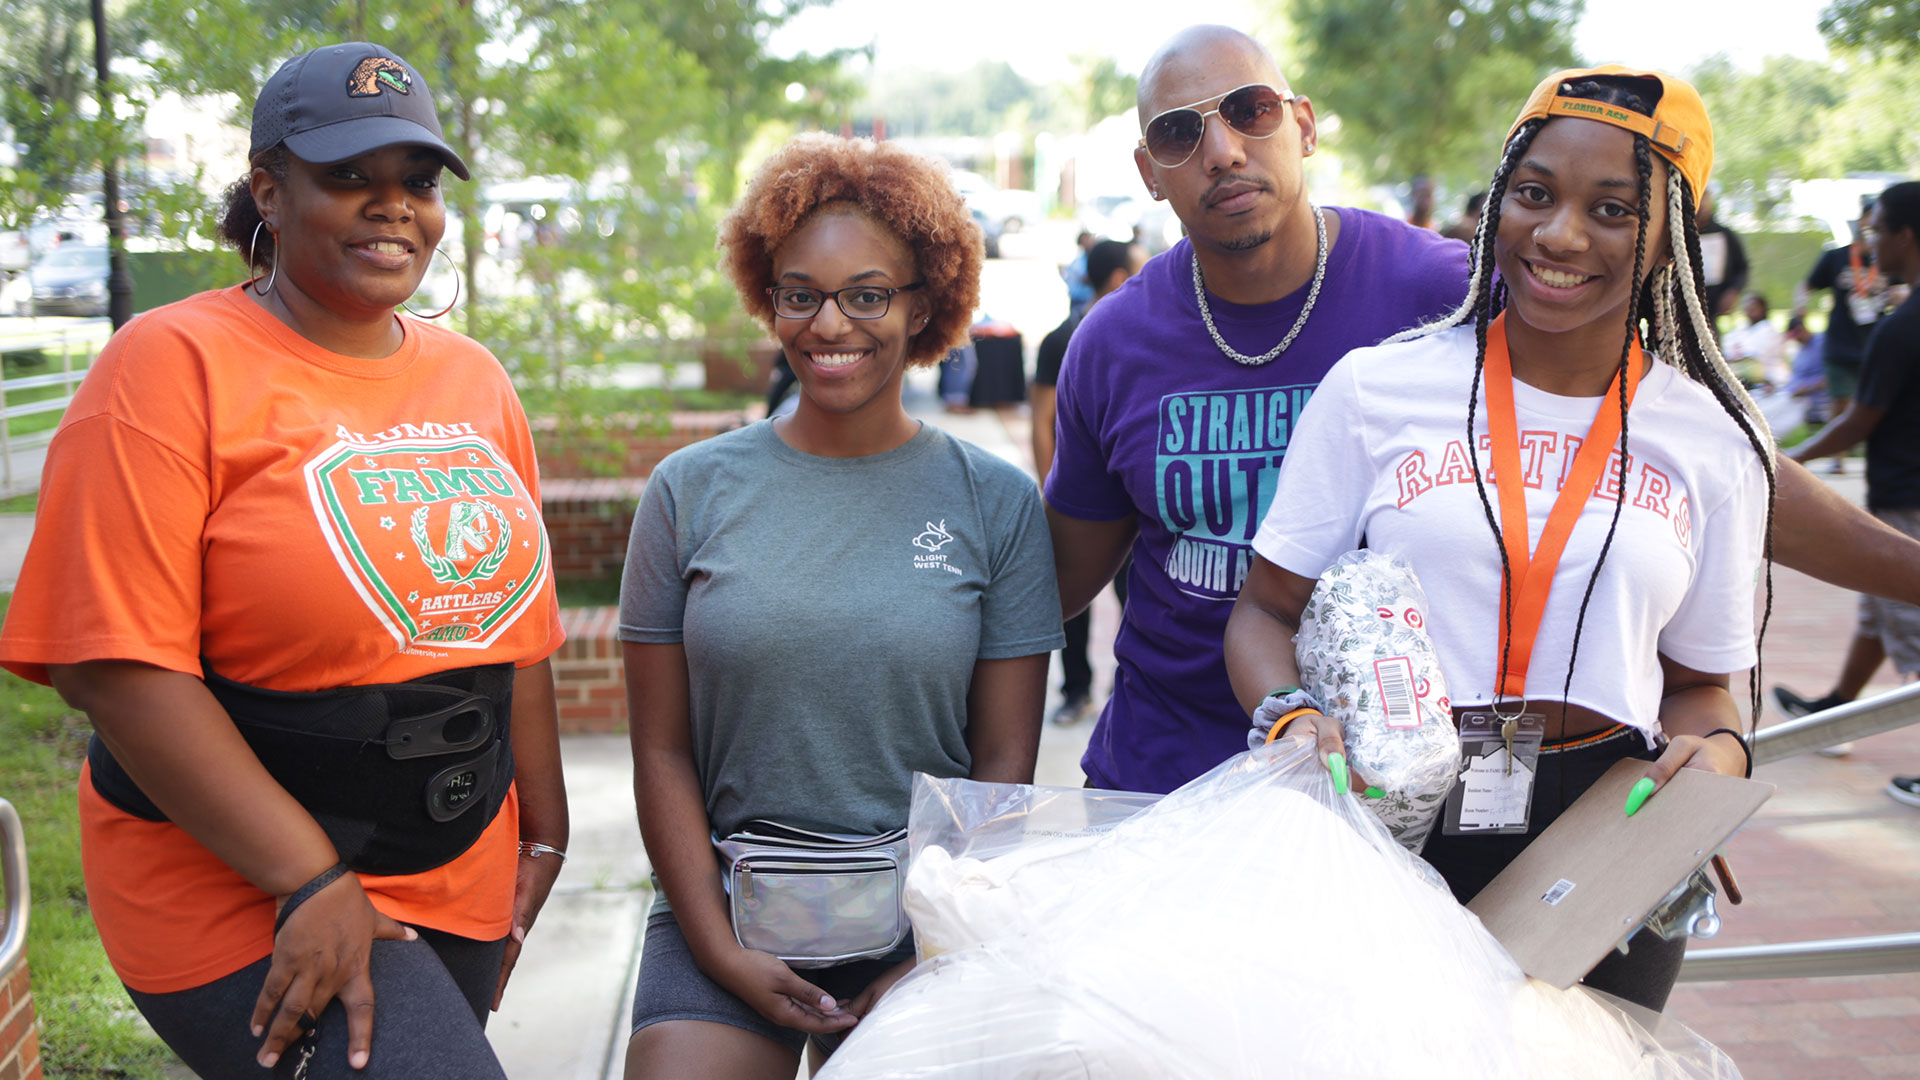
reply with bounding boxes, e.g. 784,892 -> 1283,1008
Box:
1224,66 -> 1775,1013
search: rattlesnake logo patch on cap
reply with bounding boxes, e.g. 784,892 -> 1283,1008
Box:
347,57 -> 412,97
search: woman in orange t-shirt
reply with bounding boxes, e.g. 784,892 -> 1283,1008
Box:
0,44 -> 566,1078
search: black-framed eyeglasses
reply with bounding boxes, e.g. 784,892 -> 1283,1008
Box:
765,282 -> 926,320
1137,83 -> 1295,169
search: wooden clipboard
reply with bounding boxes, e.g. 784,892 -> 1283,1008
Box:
1465,758 -> 1774,989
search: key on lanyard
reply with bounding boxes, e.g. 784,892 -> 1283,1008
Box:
1501,718 -> 1517,776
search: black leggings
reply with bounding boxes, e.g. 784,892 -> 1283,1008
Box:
1419,727 -> 1687,1012
126,926 -> 509,1080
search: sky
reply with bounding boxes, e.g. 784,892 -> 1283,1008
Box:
768,0 -> 1834,86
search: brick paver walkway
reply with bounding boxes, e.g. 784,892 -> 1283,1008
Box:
1671,537 -> 1920,1080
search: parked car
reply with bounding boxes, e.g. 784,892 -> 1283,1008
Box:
1079,195 -> 1184,254
970,207 -> 1003,260
28,245 -> 110,317
952,170 -> 1044,235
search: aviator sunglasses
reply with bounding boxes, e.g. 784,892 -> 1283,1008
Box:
1138,83 -> 1295,169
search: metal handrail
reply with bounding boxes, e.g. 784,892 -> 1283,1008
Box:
0,798 -> 27,976
1670,689 -> 1920,982
1752,682 -> 1920,764
1679,933 -> 1920,982
0,318 -> 107,489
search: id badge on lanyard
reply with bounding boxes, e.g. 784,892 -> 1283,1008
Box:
1440,314 -> 1642,835
1442,711 -> 1545,834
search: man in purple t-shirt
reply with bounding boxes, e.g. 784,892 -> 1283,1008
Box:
1044,25 -> 1468,793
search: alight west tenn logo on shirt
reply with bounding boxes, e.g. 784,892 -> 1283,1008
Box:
911,519 -> 963,576
306,422 -> 549,650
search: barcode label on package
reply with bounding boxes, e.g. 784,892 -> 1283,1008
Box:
1374,657 -> 1419,729
1541,879 -> 1577,906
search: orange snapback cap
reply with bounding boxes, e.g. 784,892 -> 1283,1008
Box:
1508,65 -> 1713,197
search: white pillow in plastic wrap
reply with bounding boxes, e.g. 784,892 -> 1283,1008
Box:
818,747 -> 1739,1080
1297,548 -> 1462,851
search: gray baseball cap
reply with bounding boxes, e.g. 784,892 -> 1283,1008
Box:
250,42 -> 470,181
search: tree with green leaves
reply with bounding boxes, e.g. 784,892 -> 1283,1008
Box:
1069,54 -> 1137,131
1690,55 -> 1843,219
129,0 -> 847,399
1275,0 -> 1582,189
0,0 -> 117,231
1691,50 -> 1920,225
1821,0 -> 1920,60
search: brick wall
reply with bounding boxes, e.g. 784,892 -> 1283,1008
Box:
532,411 -> 750,480
543,477 -> 647,584
535,411 -> 752,729
0,959 -> 42,1080
554,606 -> 625,734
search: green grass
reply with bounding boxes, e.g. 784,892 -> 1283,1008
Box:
556,576 -> 622,608
515,383 -> 757,419
0,618 -> 177,1077
0,491 -> 35,514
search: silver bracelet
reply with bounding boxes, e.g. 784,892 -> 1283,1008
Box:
517,841 -> 568,863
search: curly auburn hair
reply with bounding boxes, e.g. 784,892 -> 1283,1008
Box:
719,134 -> 984,367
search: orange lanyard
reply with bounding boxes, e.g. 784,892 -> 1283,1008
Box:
1482,312 -> 1643,699
1850,242 -> 1880,297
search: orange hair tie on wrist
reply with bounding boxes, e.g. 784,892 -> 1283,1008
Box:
1265,707 -> 1323,745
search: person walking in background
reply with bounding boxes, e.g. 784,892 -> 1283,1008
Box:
1796,198 -> 1893,471
1407,174 -> 1436,230
1696,186 -> 1749,331
1062,229 -> 1097,317
1442,192 -> 1485,242
1724,292 -> 1789,387
620,134 -> 1061,1080
1031,238 -> 1147,725
0,43 -> 567,1078
1775,182 -> 1920,781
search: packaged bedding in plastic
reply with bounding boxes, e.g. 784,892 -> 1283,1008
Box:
817,744 -> 1739,1080
1295,549 -> 1460,851
904,780 -> 1162,960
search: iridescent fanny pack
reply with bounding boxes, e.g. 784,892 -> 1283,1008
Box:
713,820 -> 910,969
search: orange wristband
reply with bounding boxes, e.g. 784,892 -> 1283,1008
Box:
1264,707 -> 1323,744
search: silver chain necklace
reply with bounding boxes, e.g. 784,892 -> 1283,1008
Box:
1192,205 -> 1328,366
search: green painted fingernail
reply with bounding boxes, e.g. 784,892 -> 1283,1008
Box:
1624,777 -> 1656,817
1328,752 -> 1349,796
1365,786 -> 1385,799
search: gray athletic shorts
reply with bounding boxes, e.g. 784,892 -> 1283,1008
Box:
629,907 -> 912,1056
1858,509 -> 1920,673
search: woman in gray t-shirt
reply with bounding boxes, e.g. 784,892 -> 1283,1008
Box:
619,134 -> 1064,1079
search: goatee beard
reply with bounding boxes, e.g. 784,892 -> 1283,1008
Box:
1223,230 -> 1274,252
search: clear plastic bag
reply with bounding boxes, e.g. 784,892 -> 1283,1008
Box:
819,744 -> 1739,1080
1297,549 -> 1461,851
904,779 -> 1161,961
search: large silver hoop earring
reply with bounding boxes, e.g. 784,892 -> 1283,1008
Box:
401,248 -> 462,320
247,221 -> 278,296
